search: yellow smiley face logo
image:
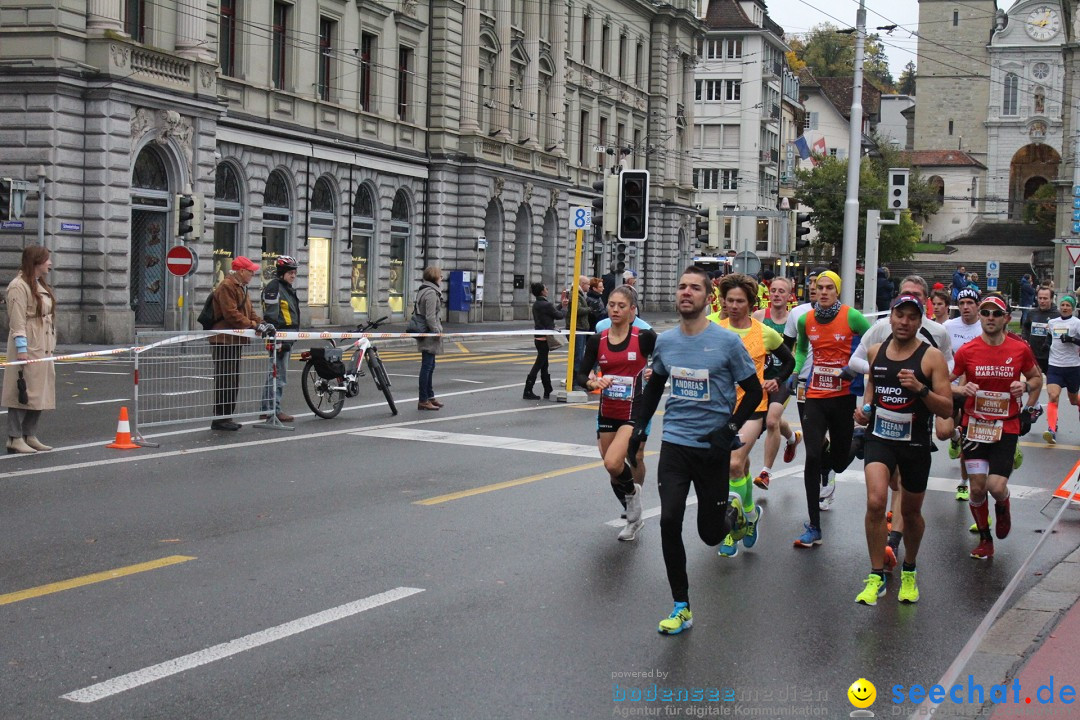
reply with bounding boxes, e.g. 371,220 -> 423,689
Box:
848,678 -> 876,709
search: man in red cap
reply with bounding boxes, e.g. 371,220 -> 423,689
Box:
951,293 -> 1042,559
209,256 -> 272,431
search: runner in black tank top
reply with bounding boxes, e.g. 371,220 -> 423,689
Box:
853,296 -> 954,606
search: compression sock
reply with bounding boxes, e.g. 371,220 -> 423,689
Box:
730,473 -> 755,520
887,530 -> 903,551
969,498 -> 990,532
902,562 -> 916,572
1048,402 -> 1059,433
613,463 -> 636,499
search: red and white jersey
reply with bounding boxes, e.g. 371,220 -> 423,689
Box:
597,327 -> 649,421
952,335 -> 1035,437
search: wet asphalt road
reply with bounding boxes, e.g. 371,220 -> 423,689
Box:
1,337 -> 1079,719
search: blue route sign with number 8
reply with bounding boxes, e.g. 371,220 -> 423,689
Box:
571,206 -> 591,230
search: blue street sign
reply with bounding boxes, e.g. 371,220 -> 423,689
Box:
1073,221 -> 1080,234
60,222 -> 81,232
1,221 -> 25,230
1074,209 -> 1080,222
987,276 -> 999,291
1074,185 -> 1080,197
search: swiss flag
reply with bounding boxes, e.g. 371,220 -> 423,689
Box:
811,137 -> 827,166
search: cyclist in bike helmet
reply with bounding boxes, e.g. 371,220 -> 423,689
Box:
260,255 -> 301,422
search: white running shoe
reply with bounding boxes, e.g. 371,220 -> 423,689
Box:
625,483 -> 643,523
819,471 -> 836,510
618,519 -> 644,541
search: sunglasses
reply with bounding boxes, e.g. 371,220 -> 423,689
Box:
979,309 -> 1005,318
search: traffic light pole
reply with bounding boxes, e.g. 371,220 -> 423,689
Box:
559,227 -> 588,403
840,0 -> 867,307
862,209 -> 900,316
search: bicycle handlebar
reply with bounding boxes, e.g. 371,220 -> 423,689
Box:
355,316 -> 391,333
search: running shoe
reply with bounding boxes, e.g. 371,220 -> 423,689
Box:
898,569 -> 919,603
948,436 -> 961,460
956,484 -> 969,502
819,472 -> 836,511
883,544 -> 897,572
1013,445 -> 1023,470
717,534 -> 739,557
727,495 -> 749,542
625,483 -> 643,524
970,538 -> 994,560
783,431 -> 802,464
742,505 -> 763,549
658,602 -> 693,635
1043,429 -> 1057,445
753,469 -> 771,490
793,523 -> 822,548
855,573 -> 887,606
995,500 -> 1012,540
618,519 -> 644,542
969,516 -> 992,533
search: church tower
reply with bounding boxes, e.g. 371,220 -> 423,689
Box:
913,0 -> 998,162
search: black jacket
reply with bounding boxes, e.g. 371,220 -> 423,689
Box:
1023,307 -> 1060,361
532,296 -> 566,332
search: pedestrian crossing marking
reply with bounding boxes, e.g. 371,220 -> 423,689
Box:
352,427 -> 599,457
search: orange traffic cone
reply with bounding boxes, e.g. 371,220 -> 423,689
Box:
106,406 -> 141,450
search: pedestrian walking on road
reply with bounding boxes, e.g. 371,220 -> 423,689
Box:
415,266 -> 444,411
3,245 -> 57,454
524,282 -> 566,400
209,256 -> 272,431
260,255 -> 300,423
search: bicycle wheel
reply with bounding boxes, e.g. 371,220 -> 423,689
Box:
301,358 -> 345,419
366,350 -> 398,416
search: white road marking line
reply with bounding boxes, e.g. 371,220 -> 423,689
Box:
75,398 -> 128,406
453,378 -> 483,383
352,427 -> 598,457
386,373 -> 419,378
74,371 -> 131,376
61,586 -> 424,703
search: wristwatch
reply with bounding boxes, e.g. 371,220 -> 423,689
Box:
916,385 -> 930,398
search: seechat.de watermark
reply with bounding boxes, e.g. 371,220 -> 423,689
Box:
892,675 -> 1075,709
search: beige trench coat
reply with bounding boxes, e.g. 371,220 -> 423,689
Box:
2,274 -> 57,410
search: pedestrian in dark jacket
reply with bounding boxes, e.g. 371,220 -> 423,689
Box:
260,255 -> 300,422
1019,274 -> 1036,324
566,275 -> 591,381
876,266 -> 895,313
601,263 -> 619,306
415,266 -> 444,411
952,265 -> 967,301
524,282 -> 567,400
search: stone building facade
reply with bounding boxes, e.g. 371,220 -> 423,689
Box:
0,0 -> 702,342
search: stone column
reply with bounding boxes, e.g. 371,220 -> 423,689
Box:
522,0 -> 541,148
461,3 -> 481,134
551,0 -> 568,157
175,0 -> 211,60
87,0 -> 124,34
494,0 -> 512,140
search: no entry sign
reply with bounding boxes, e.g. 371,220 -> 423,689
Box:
165,245 -> 198,277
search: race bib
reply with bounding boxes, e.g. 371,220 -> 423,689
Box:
967,417 -> 1003,444
602,374 -> 635,401
872,407 -> 913,442
1031,322 -> 1048,337
810,365 -> 843,392
796,380 -> 806,403
1053,326 -> 1069,339
973,390 -> 1010,418
670,367 -> 710,402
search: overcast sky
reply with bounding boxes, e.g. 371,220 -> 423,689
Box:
765,0 -> 922,79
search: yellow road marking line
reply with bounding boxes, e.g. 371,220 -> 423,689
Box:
415,452 -> 660,506
0,555 -> 196,607
454,341 -> 470,354
1020,440 -> 1080,451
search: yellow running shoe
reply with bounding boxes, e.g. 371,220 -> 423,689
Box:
898,569 -> 919,603
658,602 -> 693,635
855,573 -> 887,606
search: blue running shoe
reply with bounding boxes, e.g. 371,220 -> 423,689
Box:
793,522 -> 822,548
742,505 -> 764,549
717,534 -> 739,557
658,602 -> 693,635
727,495 -> 749,542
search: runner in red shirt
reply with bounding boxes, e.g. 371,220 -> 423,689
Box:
951,294 -> 1042,559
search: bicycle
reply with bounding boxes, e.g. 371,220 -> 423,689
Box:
299,316 -> 398,418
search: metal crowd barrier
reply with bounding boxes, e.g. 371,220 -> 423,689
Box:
133,332 -> 291,446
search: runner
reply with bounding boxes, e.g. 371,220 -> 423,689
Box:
628,265 -> 761,635
951,294 -> 1042,559
752,276 -> 802,490
1023,286 -> 1059,377
792,271 -> 871,547
848,275 -> 953,569
708,274 -> 795,557
852,295 -> 953,605
930,290 -> 951,326
941,288 -> 983,501
576,286 -> 657,541
1042,294 -> 1080,444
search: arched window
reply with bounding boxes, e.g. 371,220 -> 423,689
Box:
130,145 -> 172,326
213,163 -> 243,285
350,185 -> 376,314
132,147 -> 169,191
1003,73 -> 1019,116
389,190 -> 411,313
262,170 -> 292,281
929,175 -> 945,205
308,176 -> 337,307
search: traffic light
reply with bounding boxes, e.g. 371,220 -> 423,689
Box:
590,176 -> 618,235
0,179 -> 10,222
615,242 -> 627,272
888,168 -> 909,211
791,210 -> 812,251
591,180 -> 604,231
617,169 -> 649,241
695,206 -> 719,249
174,194 -> 195,237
